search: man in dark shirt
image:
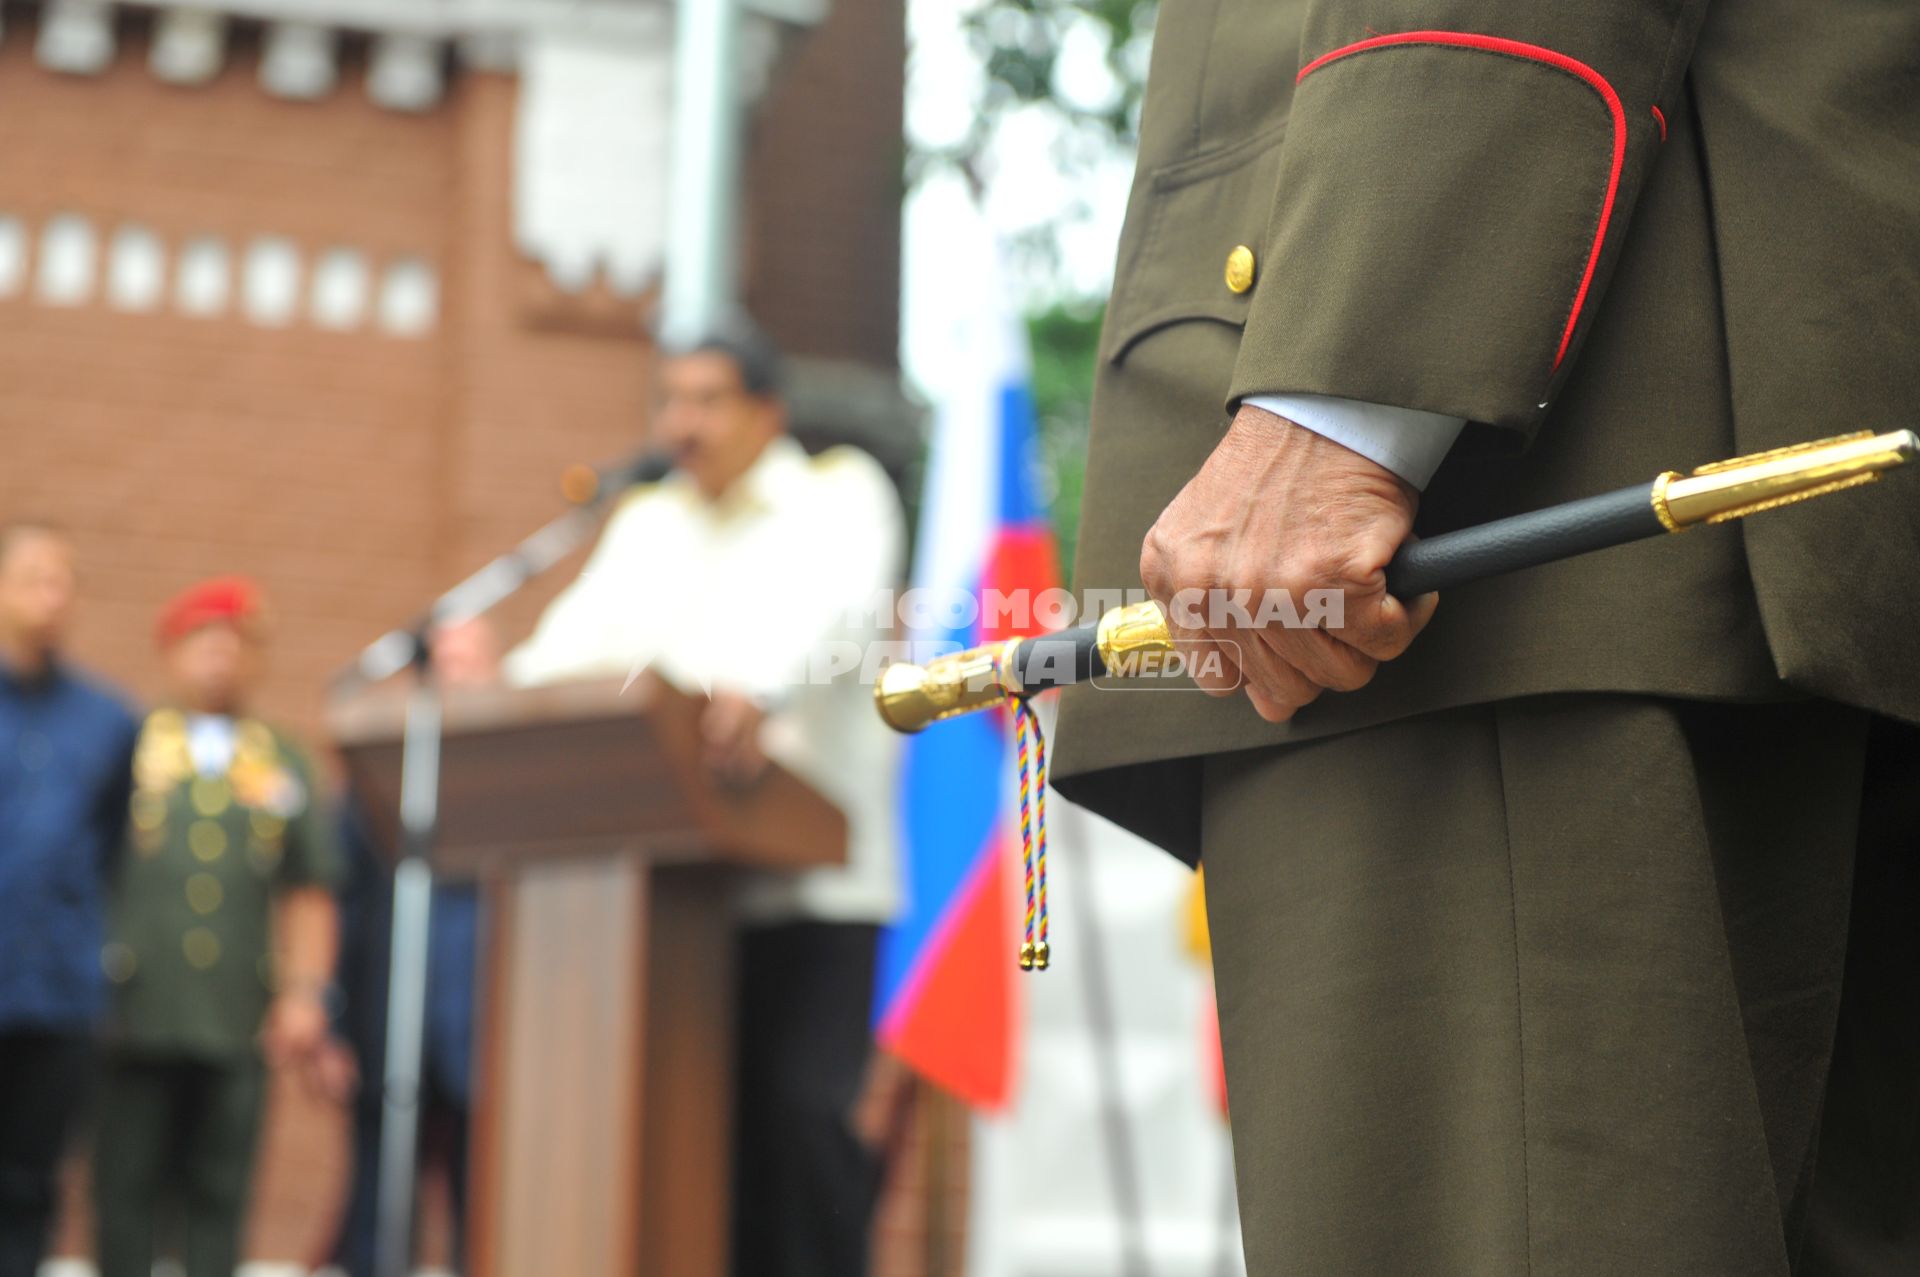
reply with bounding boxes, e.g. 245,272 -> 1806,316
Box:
0,521 -> 139,1277
320,617 -> 492,1277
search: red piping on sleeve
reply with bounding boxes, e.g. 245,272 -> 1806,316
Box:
1650,104 -> 1667,140
1296,31 -> 1628,372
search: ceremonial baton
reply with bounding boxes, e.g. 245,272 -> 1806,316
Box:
877,429 -> 1917,733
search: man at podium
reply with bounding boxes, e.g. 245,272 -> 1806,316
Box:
505,323 -> 906,1277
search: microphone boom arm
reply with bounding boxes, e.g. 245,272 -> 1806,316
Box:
330,450 -> 672,693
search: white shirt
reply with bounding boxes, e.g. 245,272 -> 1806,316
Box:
1245,393 -> 1466,490
506,436 -> 907,926
185,714 -> 236,777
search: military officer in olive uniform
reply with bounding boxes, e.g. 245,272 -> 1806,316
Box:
1049,1 -> 1920,1273
94,577 -> 340,1277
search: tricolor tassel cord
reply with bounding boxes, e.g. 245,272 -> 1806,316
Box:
999,645 -> 1052,972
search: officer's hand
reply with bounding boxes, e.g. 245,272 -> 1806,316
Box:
262,989 -> 329,1067
702,689 -> 770,789
1140,404 -> 1438,723
305,1037 -> 360,1104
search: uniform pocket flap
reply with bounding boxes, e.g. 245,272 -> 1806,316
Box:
1100,123 -> 1287,366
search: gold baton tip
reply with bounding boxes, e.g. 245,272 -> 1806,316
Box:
873,661 -> 937,734
1655,429 -> 1916,529
874,638 -> 1022,734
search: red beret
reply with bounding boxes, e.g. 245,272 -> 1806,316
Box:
155,575 -> 264,648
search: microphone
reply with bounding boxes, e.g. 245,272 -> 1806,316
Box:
560,450 -> 676,506
335,449 -> 680,692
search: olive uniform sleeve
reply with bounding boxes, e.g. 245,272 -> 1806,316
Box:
277,745 -> 344,892
1229,2 -> 1712,437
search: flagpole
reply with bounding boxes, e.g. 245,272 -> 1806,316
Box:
1214,1140 -> 1243,1277
1058,797 -> 1153,1277
662,0 -> 744,346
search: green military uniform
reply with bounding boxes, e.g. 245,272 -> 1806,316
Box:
94,709 -> 339,1277
1049,0 -> 1920,1271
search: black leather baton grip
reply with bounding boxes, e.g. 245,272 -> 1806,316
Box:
1012,625 -> 1104,689
1384,481 -> 1664,597
1010,480 -> 1666,694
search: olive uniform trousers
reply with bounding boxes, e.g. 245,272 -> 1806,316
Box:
1200,696 -> 1916,1274
92,1052 -> 263,1277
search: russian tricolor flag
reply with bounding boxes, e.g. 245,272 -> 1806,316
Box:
875,260 -> 1058,1110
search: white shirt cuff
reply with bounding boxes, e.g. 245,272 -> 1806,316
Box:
1244,393 -> 1466,490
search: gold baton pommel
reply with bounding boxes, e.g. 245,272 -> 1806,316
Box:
874,601 -> 1175,734
874,638 -> 1024,734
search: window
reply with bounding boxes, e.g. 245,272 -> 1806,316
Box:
261,23 -> 337,100
243,236 -> 302,326
0,217 -> 25,297
36,0 -> 116,75
368,34 -> 444,113
310,248 -> 369,330
176,236 -> 230,316
378,257 -> 438,336
37,214 -> 96,306
107,224 -> 166,311
149,8 -> 226,85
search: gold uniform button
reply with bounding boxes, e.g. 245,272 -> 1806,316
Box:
101,942 -> 137,983
248,839 -> 284,874
131,791 -> 169,831
136,760 -> 181,792
1225,244 -> 1257,294
189,820 -> 228,862
186,873 -> 224,915
191,777 -> 232,818
183,928 -> 221,970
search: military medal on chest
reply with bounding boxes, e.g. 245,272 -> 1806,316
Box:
129,711 -> 304,868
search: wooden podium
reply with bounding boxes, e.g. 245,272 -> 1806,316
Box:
331,675 -> 847,1277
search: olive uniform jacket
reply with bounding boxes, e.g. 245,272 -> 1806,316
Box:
1052,0 -> 1920,861
105,710 -> 340,1059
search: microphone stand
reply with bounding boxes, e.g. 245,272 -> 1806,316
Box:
334,503 -> 606,697
374,649 -> 440,1277
335,455 -> 667,1277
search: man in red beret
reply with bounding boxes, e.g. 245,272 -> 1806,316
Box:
92,577 -> 341,1277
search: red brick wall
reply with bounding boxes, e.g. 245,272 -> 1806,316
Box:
0,4 -> 938,1268
745,0 -> 906,371
0,22 -> 652,1264
0,5 -> 907,733
0,29 -> 455,734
